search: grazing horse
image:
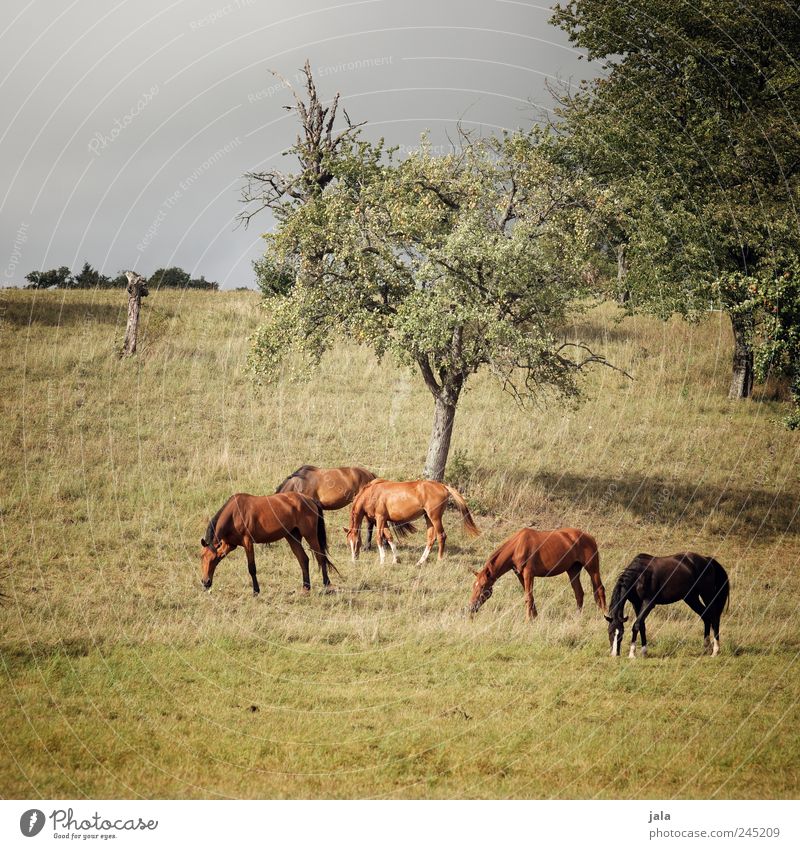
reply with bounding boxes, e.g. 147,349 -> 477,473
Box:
346,479 -> 480,565
468,527 -> 607,621
606,552 -> 730,658
276,464 -> 377,548
200,492 -> 335,595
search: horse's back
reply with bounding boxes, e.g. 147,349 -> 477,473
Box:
518,526 -> 596,553
275,464 -> 319,494
506,526 -> 596,573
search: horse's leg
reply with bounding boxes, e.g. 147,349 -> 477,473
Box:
286,534 -> 311,594
375,517 -> 387,565
684,593 -> 711,653
383,525 -> 397,565
432,510 -> 447,561
567,563 -> 584,613
708,604 -> 722,657
630,598 -> 655,658
416,514 -> 435,566
366,519 -> 375,551
710,615 -> 721,656
242,535 -> 260,597
523,567 -> 537,621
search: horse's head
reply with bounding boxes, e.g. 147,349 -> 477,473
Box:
468,568 -> 493,615
605,612 -> 629,656
342,526 -> 362,561
200,537 -> 230,590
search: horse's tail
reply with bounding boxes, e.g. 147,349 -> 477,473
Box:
444,485 -> 481,537
710,558 -> 730,613
390,520 -> 418,538
584,537 -> 607,612
313,498 -> 341,578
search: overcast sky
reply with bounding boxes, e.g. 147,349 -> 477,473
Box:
1,0 -> 599,289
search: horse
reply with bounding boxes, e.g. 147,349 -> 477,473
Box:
606,552 -> 730,658
468,527 -> 607,621
200,492 -> 336,596
345,478 -> 480,565
276,464 -> 377,548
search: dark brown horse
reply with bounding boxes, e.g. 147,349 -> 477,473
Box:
346,479 -> 480,565
468,527 -> 607,621
606,552 -> 730,657
276,464 -> 377,547
200,492 -> 335,595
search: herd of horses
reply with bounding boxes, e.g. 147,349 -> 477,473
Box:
199,464 -> 731,658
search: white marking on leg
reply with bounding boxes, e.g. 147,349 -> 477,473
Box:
415,545 -> 431,566
378,543 -> 385,564
629,643 -> 636,658
350,540 -> 356,562
641,645 -> 647,657
712,637 -> 719,657
611,629 -> 620,657
388,539 -> 397,564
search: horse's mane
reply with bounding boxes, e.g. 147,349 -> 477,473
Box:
205,496 -> 234,546
275,464 -> 318,493
609,555 -> 651,615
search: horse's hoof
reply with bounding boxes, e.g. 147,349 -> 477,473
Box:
323,585 -> 336,595
253,591 -> 260,598
299,587 -> 311,595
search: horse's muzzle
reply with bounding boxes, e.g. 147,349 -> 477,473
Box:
202,579 -> 212,590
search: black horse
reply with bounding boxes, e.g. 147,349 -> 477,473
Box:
606,552 -> 730,657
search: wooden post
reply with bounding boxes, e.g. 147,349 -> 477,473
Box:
122,271 -> 149,356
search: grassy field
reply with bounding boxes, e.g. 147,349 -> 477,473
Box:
1,287 -> 798,799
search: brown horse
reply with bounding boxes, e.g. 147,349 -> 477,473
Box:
468,527 -> 607,621
200,492 -> 335,595
346,479 -> 480,565
275,464 -> 376,509
276,464 -> 378,548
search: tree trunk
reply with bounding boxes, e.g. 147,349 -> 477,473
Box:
122,271 -> 149,356
616,243 -> 630,305
728,310 -> 754,399
422,390 -> 458,481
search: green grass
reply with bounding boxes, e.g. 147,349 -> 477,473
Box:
1,287 -> 798,798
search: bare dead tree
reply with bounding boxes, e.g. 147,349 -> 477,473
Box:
237,59 -> 364,228
122,271 -> 149,356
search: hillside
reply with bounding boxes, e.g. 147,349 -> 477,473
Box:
0,287 -> 798,798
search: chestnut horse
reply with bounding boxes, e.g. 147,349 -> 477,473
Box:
468,527 -> 607,621
276,464 -> 377,547
200,492 -> 335,595
606,552 -> 730,658
346,479 -> 480,565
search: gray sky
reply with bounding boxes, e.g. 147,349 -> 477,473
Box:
1,0 -> 597,289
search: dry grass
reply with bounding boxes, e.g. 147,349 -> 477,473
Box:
0,287 -> 798,798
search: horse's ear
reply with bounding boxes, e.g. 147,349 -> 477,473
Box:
201,538 -> 207,548
341,526 -> 349,534
623,616 -> 629,622
604,615 -> 612,622
469,568 -> 479,576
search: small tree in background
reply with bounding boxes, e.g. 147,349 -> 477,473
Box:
24,266 -> 73,289
73,262 -> 112,289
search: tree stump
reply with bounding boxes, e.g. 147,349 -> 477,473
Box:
122,271 -> 149,356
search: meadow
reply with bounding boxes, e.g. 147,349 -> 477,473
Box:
0,287 -> 798,799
